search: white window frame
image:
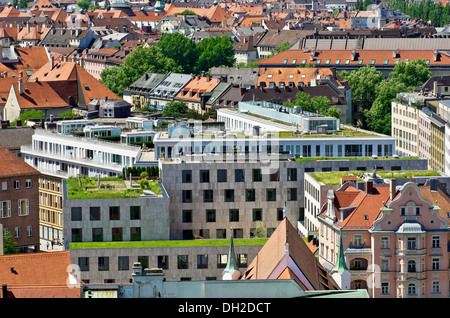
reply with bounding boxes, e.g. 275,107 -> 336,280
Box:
14,227 -> 21,238
18,198 -> 29,216
26,225 -> 33,236
14,180 -> 20,189
1,200 -> 11,218
25,179 -> 32,188
2,181 -> 7,191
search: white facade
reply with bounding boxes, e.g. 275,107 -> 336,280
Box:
21,129 -> 142,178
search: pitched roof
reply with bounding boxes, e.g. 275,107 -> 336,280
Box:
241,218 -> 339,291
258,49 -> 450,67
0,251 -> 80,298
175,75 -> 220,101
0,143 -> 39,178
258,67 -> 334,87
11,80 -> 70,109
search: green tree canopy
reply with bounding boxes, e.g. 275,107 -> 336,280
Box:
284,91 -> 340,119
100,46 -> 183,96
156,33 -> 199,74
162,101 -> 189,118
3,231 -> 18,255
195,35 -> 235,74
389,59 -> 431,89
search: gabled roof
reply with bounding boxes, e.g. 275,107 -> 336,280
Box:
11,80 -> 69,109
0,251 -> 80,298
0,144 -> 39,178
175,75 -> 220,101
241,217 -> 339,291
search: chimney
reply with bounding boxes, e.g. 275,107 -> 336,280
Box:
389,178 -> 396,201
366,180 -> 373,194
51,56 -> 54,70
18,79 -> 23,95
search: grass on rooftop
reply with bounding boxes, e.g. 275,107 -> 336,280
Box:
310,170 -> 440,185
69,238 -> 269,249
66,176 -> 162,199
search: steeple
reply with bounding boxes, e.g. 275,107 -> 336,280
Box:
222,227 -> 240,280
332,230 -> 348,275
331,230 -> 350,290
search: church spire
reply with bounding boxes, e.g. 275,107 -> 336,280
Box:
332,230 -> 348,275
222,227 -> 240,280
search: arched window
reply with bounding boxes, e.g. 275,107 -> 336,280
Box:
407,260 -> 416,273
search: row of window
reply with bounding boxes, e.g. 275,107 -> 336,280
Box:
3,226 -> 33,238
182,168 -> 298,184
0,199 -> 29,218
71,227 -> 142,242
1,179 -> 32,191
71,206 -> 141,221
78,253 -> 249,272
181,188 -> 298,203
380,281 -> 442,296
182,207 -> 286,224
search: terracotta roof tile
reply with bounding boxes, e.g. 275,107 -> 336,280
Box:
0,251 -> 80,298
0,144 -> 39,178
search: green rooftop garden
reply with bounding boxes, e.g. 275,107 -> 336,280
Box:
310,170 -> 441,185
66,176 -> 162,199
69,238 -> 269,249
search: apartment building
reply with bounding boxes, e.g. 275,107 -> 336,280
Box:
317,178 -> 449,298
20,128 -> 142,178
39,173 -> 64,243
0,145 -> 40,252
391,95 -> 420,157
160,155 -> 428,240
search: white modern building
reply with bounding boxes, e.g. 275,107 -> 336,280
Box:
21,129 -> 142,178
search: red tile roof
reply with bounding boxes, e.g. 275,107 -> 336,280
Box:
0,251 -> 80,298
258,49 -> 450,67
0,144 -> 39,178
11,80 -> 70,109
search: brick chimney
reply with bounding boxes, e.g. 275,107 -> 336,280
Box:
389,178 -> 396,201
366,180 -> 373,194
18,78 -> 23,95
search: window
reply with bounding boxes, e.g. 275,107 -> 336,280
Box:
25,179 -> 32,188
407,237 -> 416,250
182,190 -> 192,203
130,206 -> 140,220
26,226 -> 32,236
432,236 -> 440,248
381,259 -> 389,272
131,227 -> 141,241
78,257 -> 89,271
266,188 -> 276,201
197,255 -> 208,269
370,59 -> 376,65
203,189 -> 213,203
182,210 -> 192,223
235,169 -> 245,182
253,208 -> 262,221
287,168 -> 297,181
282,59 -> 288,64
178,255 -> 189,269
206,209 -> 216,222
432,258 -> 440,270
109,206 -> 120,220
246,189 -> 255,202
217,254 -> 227,268
252,169 -> 262,182
15,227 -> 20,238
98,257 -> 109,271
18,199 -> 29,216
432,281 -> 440,293
381,237 -> 389,249
381,282 -> 389,295
112,227 -> 123,241
138,256 -> 148,269
229,209 -> 239,222
407,283 -> 416,296
225,189 -> 234,202
269,170 -> 279,181
118,256 -> 129,271
287,188 -> 297,201
353,234 -> 363,247
384,59 -> 388,65
72,228 -> 82,242
92,228 -> 103,242
335,59 -> 340,65
217,169 -> 227,182
216,229 -> 226,239
71,207 -> 82,221
14,180 -> 20,189
158,255 -> 169,269
90,207 -> 101,221
200,170 -> 210,183
407,260 -> 416,272
182,170 -> 192,183
415,207 -> 421,215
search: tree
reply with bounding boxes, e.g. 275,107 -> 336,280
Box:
156,33 -> 199,74
195,36 -> 235,74
274,41 -> 292,54
343,66 -> 383,112
285,91 -> 340,119
3,231 -> 18,255
389,59 -> 431,89
162,101 -> 189,117
76,0 -> 90,10
11,109 -> 45,126
100,46 -> 183,96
